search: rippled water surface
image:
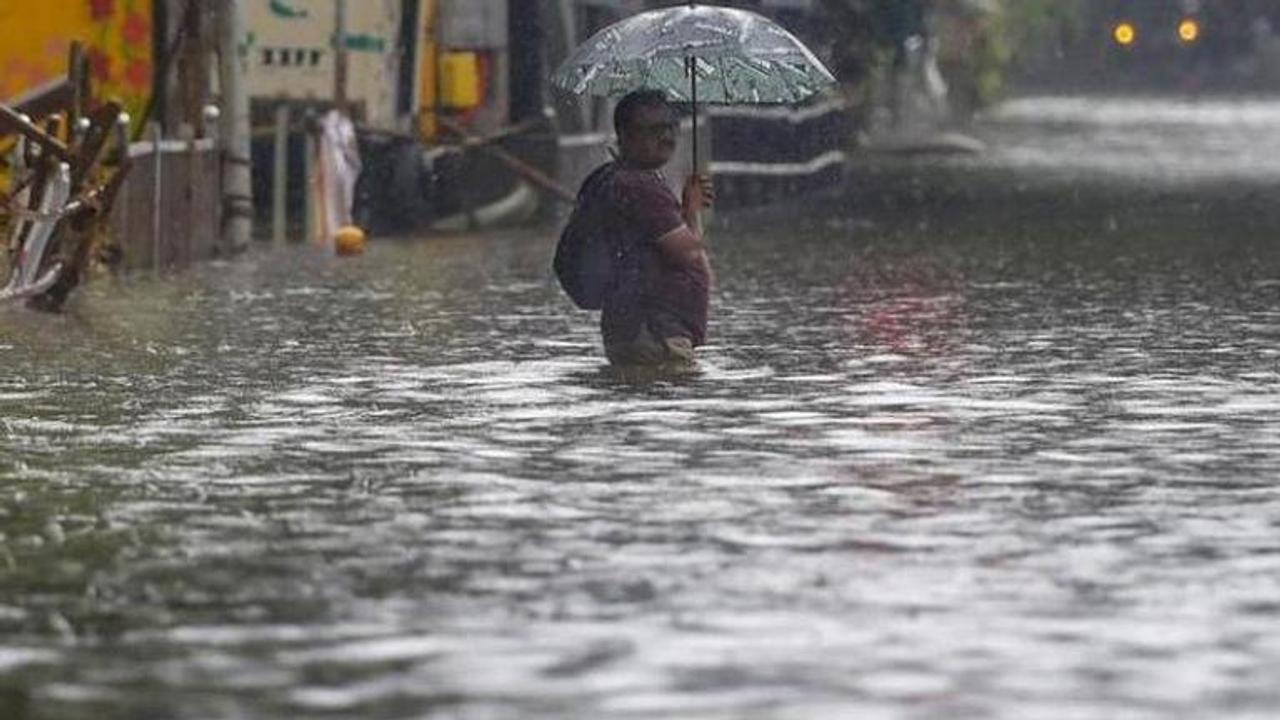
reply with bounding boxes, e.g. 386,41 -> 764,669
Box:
4,97 -> 1280,719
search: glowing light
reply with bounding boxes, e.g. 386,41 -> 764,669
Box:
1113,22 -> 1137,47
1179,18 -> 1201,44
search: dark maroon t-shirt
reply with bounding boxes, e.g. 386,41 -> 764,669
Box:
579,163 -> 710,347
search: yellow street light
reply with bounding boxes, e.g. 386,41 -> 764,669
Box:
1179,18 -> 1201,44
1113,21 -> 1137,47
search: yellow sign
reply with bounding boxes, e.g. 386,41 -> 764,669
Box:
0,0 -> 153,119
440,52 -> 482,110
1113,22 -> 1137,47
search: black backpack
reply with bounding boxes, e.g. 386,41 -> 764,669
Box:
554,163 -> 619,310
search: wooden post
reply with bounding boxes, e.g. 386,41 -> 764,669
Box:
0,106 -> 73,162
67,42 -> 86,133
273,105 -> 289,243
418,0 -> 440,141
180,0 -> 211,134
303,116 -> 316,243
114,114 -> 131,257
180,123 -> 198,267
438,116 -> 576,204
150,122 -> 163,272
334,0 -> 349,108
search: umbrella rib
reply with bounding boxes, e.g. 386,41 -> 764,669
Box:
718,55 -> 731,104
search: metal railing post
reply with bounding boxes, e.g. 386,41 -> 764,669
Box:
150,122 -> 163,272
273,105 -> 289,243
303,114 -> 316,244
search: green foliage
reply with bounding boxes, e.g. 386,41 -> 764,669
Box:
946,0 -> 1089,113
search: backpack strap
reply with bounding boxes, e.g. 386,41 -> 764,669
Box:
578,162 -> 616,203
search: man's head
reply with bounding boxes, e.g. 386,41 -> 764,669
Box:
614,90 -> 677,170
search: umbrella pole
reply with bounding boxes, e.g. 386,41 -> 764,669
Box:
689,56 -> 699,171
688,0 -> 700,171
686,53 -> 704,238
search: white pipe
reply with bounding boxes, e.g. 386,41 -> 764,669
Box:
218,0 -> 253,251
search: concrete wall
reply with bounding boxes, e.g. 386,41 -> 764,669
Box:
439,0 -> 508,46
245,0 -> 403,129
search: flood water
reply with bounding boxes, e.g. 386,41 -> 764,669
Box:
4,96 -> 1280,719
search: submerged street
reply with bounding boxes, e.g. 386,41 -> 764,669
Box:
4,96 -> 1280,718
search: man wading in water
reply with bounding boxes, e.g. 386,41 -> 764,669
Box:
555,90 -> 714,369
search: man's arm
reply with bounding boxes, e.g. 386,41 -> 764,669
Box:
655,173 -> 714,280
655,224 -> 710,277
619,171 -> 713,279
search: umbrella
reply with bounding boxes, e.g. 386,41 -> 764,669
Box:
551,1 -> 837,169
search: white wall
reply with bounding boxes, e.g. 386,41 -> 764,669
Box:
245,0 -> 403,129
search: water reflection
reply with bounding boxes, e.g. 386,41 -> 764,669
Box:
3,97 -> 1280,718
838,250 -> 967,357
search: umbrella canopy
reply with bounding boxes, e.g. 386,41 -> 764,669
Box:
551,4 -> 837,106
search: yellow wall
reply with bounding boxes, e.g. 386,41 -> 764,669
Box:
0,0 -> 154,118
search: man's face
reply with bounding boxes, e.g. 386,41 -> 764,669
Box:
620,103 -> 678,170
